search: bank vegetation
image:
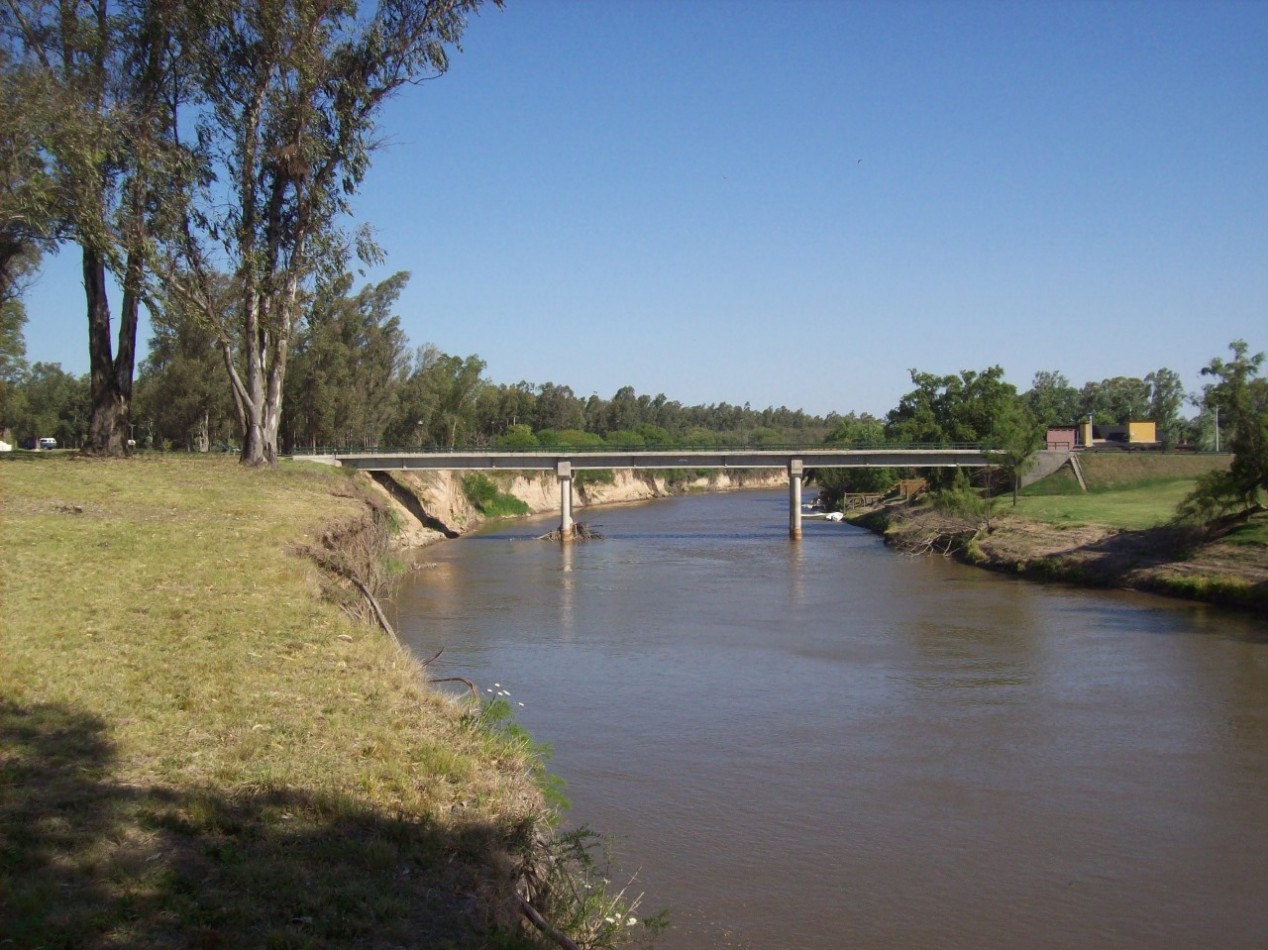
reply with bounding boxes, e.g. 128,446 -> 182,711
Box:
850,452 -> 1267,613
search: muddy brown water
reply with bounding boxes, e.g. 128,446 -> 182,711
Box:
391,490 -> 1268,950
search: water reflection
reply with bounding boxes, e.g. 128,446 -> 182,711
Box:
558,540 -> 575,638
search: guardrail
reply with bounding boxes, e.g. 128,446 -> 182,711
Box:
299,441 -> 991,456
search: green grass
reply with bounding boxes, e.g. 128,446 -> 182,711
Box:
1075,451 -> 1228,490
462,473 -> 533,517
1013,453 -> 1234,530
1019,464 -> 1082,495
1,454 -> 562,948
1012,477 -> 1201,529
1143,572 -> 1259,606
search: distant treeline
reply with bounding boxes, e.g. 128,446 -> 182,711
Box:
0,269 -> 1231,463
0,272 -> 832,451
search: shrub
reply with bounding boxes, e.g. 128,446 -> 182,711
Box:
604,430 -> 645,448
495,424 -> 538,449
462,474 -> 530,517
536,429 -> 604,449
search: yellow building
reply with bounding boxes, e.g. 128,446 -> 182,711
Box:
1126,420 -> 1157,444
1077,420 -> 1159,448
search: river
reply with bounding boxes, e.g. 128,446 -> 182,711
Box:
391,489 -> 1268,950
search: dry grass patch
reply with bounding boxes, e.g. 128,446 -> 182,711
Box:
1074,451 -> 1228,489
2,455 -> 560,948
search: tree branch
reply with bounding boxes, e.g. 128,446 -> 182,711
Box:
517,894 -> 582,950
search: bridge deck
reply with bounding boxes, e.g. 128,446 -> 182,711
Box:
327,448 -> 994,471
305,448 -> 999,542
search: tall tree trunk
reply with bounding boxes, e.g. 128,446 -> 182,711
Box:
84,246 -> 127,455
239,382 -> 273,466
84,244 -> 145,456
237,328 -> 287,466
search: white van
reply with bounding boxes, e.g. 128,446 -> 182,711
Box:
37,437 -> 57,450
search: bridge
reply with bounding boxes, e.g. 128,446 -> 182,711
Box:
306,446 -> 996,541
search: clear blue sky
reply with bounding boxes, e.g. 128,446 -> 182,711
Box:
21,0 -> 1268,418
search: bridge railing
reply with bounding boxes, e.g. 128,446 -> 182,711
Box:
318,441 -> 990,456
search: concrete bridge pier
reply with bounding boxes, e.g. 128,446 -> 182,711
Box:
557,461 -> 573,541
788,458 -> 804,541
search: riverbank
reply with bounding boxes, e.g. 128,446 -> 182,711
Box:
851,499 -> 1268,612
1,454 -> 642,947
369,467 -> 788,546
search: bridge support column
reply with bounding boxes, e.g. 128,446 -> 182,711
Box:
557,461 -> 573,541
788,458 -> 804,541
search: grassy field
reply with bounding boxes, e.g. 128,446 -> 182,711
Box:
1012,479 -> 1200,529
0,454 -> 605,948
1013,452 -> 1230,530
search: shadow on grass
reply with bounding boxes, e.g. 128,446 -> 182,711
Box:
1023,523 -> 1268,612
1063,523 -> 1208,579
0,699 -> 539,949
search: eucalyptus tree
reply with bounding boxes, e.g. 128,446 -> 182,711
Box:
134,310 -> 238,451
601,385 -> 641,436
11,361 -> 90,447
1145,367 -> 1186,447
477,380 -> 537,438
0,293 -> 29,430
384,348 -> 485,449
0,45 -> 59,304
429,353 -> 486,450
170,0 -> 497,466
283,270 -> 409,451
0,125 -> 46,311
2,0 -> 198,455
534,382 -> 586,433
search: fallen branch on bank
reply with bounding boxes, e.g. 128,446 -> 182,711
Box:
517,895 -> 582,950
887,514 -> 985,558
903,526 -> 981,557
430,676 -> 480,701
349,575 -> 402,647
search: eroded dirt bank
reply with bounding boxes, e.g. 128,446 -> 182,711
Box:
366,467 -> 789,547
854,502 -> 1268,613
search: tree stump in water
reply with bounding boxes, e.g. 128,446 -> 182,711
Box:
536,522 -> 603,542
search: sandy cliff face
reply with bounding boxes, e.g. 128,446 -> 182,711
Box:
366,468 -> 787,546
